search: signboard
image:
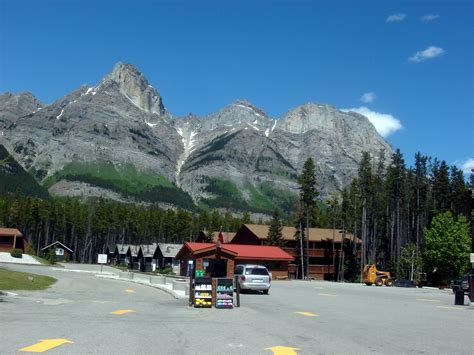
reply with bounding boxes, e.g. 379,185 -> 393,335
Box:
97,254 -> 108,264
470,253 -> 474,263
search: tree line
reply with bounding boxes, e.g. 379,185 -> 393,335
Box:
1,148 -> 472,284
0,195 -> 252,263
285,150 -> 472,283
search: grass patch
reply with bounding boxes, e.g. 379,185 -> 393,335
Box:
202,177 -> 297,214
259,181 -> 298,213
0,268 -> 56,291
42,160 -> 194,208
244,180 -> 275,212
31,255 -> 51,265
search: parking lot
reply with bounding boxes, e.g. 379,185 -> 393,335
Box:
1,264 -> 473,354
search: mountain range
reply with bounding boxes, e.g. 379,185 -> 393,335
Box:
0,63 -> 392,213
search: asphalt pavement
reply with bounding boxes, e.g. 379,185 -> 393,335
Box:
1,263 -> 473,354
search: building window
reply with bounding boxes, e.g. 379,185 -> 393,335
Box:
0,236 -> 13,244
55,248 -> 64,256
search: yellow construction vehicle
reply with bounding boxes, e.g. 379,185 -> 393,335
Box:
363,264 -> 393,286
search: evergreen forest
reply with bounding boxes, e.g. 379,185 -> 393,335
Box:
1,149 -> 472,284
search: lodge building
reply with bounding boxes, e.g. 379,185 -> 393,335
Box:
230,224 -> 360,280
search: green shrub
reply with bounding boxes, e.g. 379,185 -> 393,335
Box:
25,244 -> 36,256
158,267 -> 175,275
46,248 -> 57,264
10,248 -> 23,258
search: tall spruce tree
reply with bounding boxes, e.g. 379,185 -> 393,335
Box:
431,159 -> 451,214
267,208 -> 284,247
297,157 -> 319,279
385,149 -> 406,269
413,152 -> 429,255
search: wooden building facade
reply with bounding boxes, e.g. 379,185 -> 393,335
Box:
175,242 -> 294,279
231,224 -> 360,280
0,228 -> 29,253
41,241 -> 73,261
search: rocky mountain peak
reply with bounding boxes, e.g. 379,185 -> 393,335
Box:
101,62 -> 167,116
0,92 -> 44,129
231,99 -> 268,118
278,102 -> 350,134
0,91 -> 44,111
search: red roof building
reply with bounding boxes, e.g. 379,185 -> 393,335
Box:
176,242 -> 294,279
231,224 -> 361,280
0,228 -> 29,253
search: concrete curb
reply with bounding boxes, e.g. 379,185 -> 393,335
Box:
96,274 -> 187,299
0,291 -> 18,296
51,267 -> 116,276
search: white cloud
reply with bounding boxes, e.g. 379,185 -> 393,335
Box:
459,158 -> 474,174
421,14 -> 440,22
387,13 -> 406,22
342,106 -> 402,137
409,46 -> 445,63
360,92 -> 376,104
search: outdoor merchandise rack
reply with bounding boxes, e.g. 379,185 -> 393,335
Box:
194,277 -> 212,308
215,278 -> 234,309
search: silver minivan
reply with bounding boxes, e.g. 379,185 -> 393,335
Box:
234,264 -> 271,294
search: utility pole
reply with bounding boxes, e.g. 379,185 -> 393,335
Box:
332,220 -> 336,281
305,204 -> 310,280
299,221 -> 304,279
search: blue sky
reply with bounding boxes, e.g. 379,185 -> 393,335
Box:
1,0 -> 473,172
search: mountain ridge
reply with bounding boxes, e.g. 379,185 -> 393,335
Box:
0,63 -> 392,213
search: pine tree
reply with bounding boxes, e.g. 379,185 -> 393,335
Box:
241,211 -> 251,224
267,208 -> 284,247
385,149 -> 406,269
413,152 -> 429,255
297,157 -> 319,279
431,159 -> 451,214
450,165 -> 469,217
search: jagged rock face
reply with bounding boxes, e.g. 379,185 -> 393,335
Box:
0,62 -> 393,212
0,64 -> 182,198
0,92 -> 43,130
104,63 -> 168,116
269,103 -> 393,196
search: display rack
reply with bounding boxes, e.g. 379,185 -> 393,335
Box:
194,277 -> 212,308
215,278 -> 234,309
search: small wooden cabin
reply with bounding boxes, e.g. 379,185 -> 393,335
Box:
0,228 -> 28,253
41,241 -> 74,261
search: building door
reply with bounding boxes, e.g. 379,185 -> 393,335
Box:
209,259 -> 227,278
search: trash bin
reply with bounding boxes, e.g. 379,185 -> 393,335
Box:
454,289 -> 464,305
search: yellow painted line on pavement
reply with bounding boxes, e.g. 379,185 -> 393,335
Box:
265,346 -> 300,355
295,311 -> 318,317
125,288 -> 135,293
318,293 -> 337,297
436,306 -> 466,311
20,339 -> 73,353
416,298 -> 441,303
111,309 -> 135,315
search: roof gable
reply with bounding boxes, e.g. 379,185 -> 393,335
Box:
175,242 -> 293,261
127,245 -> 140,257
0,228 -> 23,237
224,244 -> 293,261
139,243 -> 158,258
41,241 -> 73,253
242,224 -> 359,243
197,231 -> 236,243
115,244 -> 131,255
157,243 -> 182,258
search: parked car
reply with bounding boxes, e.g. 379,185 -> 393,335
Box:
234,264 -> 271,294
450,272 -> 471,295
394,279 -> 416,288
